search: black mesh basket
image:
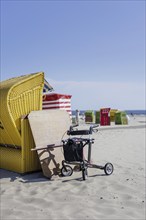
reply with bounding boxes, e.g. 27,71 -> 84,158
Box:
63,139 -> 84,162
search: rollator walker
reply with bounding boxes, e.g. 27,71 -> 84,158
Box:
61,124 -> 114,180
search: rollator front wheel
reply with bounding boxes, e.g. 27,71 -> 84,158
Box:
61,165 -> 73,177
104,163 -> 114,175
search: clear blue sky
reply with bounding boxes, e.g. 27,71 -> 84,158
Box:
1,0 -> 145,110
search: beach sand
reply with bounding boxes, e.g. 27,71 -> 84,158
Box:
0,115 -> 145,220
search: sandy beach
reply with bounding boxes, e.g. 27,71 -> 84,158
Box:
0,115 -> 145,220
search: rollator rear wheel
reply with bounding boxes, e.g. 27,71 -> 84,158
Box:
82,168 -> 88,180
61,165 -> 73,177
104,163 -> 114,175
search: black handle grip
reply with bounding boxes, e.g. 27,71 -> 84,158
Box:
67,129 -> 91,136
67,124 -> 99,136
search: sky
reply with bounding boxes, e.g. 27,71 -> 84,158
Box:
0,0 -> 145,110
